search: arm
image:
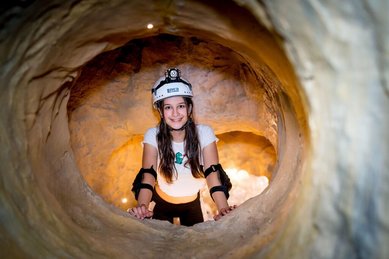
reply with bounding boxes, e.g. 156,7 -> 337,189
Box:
203,142 -> 236,220
128,143 -> 157,219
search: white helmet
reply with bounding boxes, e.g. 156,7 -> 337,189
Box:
151,68 -> 193,106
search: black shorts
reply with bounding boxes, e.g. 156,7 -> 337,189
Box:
152,190 -> 204,226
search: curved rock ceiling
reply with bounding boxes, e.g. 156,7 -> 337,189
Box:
0,0 -> 387,258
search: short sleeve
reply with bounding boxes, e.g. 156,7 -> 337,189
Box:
143,127 -> 158,148
197,124 -> 218,148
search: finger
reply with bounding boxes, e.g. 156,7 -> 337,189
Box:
226,205 -> 236,212
145,211 -> 153,218
141,208 -> 151,219
140,205 -> 148,215
135,208 -> 145,219
128,208 -> 137,215
132,207 -> 140,216
227,206 -> 234,212
221,209 -> 229,215
137,210 -> 146,219
128,209 -> 140,218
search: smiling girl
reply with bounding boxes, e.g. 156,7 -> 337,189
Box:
128,68 -> 236,226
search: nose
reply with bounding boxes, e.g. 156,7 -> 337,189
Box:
172,107 -> 179,117
173,108 -> 179,117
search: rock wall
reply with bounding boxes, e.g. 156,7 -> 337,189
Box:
264,1 -> 389,258
0,0 -> 387,258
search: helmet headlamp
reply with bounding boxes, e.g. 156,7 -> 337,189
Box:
167,68 -> 180,80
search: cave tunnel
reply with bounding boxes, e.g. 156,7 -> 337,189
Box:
0,0 -> 388,258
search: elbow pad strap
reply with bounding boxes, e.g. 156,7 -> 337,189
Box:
131,166 -> 157,200
210,185 -> 229,200
204,164 -> 220,178
139,166 -> 157,179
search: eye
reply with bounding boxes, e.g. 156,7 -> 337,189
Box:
178,104 -> 186,109
164,105 -> 171,110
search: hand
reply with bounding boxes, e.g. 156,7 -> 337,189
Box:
213,205 -> 237,221
127,204 -> 153,220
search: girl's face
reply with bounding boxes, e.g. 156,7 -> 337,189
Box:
161,96 -> 190,130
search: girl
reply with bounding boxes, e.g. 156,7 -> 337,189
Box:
128,68 -> 236,226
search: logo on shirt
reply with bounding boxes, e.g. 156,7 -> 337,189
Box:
175,152 -> 184,164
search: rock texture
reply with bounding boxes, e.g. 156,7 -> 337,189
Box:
0,0 -> 387,258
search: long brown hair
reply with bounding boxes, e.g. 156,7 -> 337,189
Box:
156,97 -> 203,183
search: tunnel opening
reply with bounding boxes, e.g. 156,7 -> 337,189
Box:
1,0 -> 309,258
67,34 -> 278,215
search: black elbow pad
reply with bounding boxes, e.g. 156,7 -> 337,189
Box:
204,164 -> 232,200
131,166 -> 157,200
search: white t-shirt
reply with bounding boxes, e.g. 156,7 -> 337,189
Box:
143,124 -> 218,197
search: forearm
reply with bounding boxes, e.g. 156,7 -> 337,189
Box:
137,189 -> 153,207
212,191 -> 229,211
136,174 -> 155,207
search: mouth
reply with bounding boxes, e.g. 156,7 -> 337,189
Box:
169,118 -> 183,123
167,117 -> 187,130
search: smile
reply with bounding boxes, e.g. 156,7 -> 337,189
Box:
170,118 -> 183,122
